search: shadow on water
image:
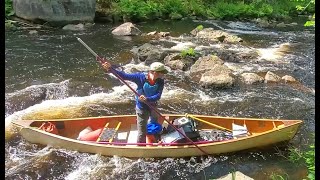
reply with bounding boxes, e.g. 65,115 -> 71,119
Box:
5,18 -> 314,179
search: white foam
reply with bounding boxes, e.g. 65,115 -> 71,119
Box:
64,154 -> 105,180
5,85 -> 134,128
170,42 -> 196,51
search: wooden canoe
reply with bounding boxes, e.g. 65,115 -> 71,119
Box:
11,114 -> 302,158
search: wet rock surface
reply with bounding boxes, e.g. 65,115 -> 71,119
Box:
127,22 -> 304,90
13,0 -> 95,25
112,22 -> 142,36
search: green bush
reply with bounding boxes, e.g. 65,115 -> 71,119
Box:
108,0 -> 314,22
208,1 -> 259,19
96,0 -> 119,8
196,25 -> 204,31
5,0 -> 14,17
160,0 -> 187,18
287,144 -> 315,180
256,3 -> 273,17
181,48 -> 196,58
184,0 -> 206,17
115,0 -> 161,21
304,145 -> 315,180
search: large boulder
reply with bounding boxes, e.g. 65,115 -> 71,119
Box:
130,43 -> 168,64
13,0 -> 95,26
111,22 -> 141,36
189,55 -> 224,81
164,53 -> 195,71
199,64 -> 235,88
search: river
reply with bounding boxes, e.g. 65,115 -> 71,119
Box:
5,18 -> 314,179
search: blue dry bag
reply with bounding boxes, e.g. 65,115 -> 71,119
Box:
147,122 -> 162,135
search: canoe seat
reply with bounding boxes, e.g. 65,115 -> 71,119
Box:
96,121 -> 121,143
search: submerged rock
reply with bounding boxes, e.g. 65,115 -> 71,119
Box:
196,28 -> 243,43
241,73 -> 264,85
164,53 -> 195,71
276,22 -> 287,28
264,71 -> 281,83
282,75 -> 297,83
62,23 -> 85,31
29,30 -> 38,34
145,31 -> 170,37
131,43 -> 169,64
276,42 -> 299,53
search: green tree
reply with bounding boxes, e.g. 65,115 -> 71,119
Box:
295,0 -> 315,26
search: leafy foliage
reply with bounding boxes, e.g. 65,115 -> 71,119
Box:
160,0 -> 187,18
183,0 -> 206,17
114,0 -> 160,21
304,20 -> 315,27
295,0 -> 315,27
96,0 -> 120,8
303,145 -> 315,180
106,0 -> 315,22
180,48 -> 196,58
287,143 -> 315,180
5,0 -> 14,17
196,25 -> 204,31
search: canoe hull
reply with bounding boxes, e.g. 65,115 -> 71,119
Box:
16,114 -> 302,158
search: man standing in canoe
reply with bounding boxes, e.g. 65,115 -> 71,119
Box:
102,62 -> 169,144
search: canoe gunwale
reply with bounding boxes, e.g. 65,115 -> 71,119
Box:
12,114 -> 303,122
18,119 -> 302,148
12,114 -> 303,157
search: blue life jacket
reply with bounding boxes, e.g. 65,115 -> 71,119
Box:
136,73 -> 161,109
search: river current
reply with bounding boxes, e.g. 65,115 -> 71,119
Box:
5,19 -> 314,179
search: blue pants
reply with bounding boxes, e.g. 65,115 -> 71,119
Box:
135,106 -> 158,143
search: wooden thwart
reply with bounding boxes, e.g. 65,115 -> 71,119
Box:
96,121 -> 121,143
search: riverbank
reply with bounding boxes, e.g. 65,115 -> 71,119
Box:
95,0 -> 314,23
5,0 -> 315,29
